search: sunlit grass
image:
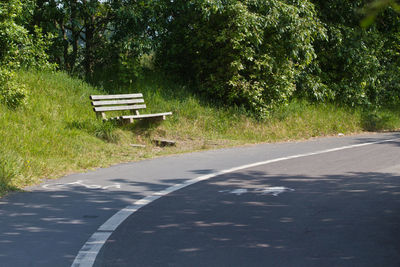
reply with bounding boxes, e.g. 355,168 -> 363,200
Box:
0,70 -> 399,196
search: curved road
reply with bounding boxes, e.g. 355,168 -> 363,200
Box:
1,132 -> 399,266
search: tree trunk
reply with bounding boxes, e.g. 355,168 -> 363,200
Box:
58,20 -> 69,70
84,16 -> 95,80
69,0 -> 79,72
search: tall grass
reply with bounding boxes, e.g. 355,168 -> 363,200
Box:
0,70 -> 399,196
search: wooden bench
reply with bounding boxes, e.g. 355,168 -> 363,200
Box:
90,93 -> 172,123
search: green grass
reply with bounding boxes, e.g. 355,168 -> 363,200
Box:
0,70 -> 399,196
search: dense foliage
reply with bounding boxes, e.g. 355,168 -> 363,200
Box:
0,0 -> 53,108
1,0 -> 400,116
308,0 -> 400,108
156,0 -> 400,117
156,0 -> 326,116
32,0 -> 154,83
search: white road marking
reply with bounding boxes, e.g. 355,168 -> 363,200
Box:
101,184 -> 121,190
71,232 -> 112,267
259,186 -> 295,196
220,187 -> 294,196
98,205 -> 141,232
230,189 -> 248,195
72,137 -> 400,267
42,180 -> 121,190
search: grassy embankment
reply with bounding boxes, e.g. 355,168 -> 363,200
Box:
1,70 -> 399,196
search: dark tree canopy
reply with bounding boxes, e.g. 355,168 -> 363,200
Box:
1,0 -> 400,115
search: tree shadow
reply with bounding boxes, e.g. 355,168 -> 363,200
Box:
0,184 -> 148,266
96,170 -> 400,266
353,132 -> 400,147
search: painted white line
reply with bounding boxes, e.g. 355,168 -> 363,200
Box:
72,137 -> 399,266
98,206 -> 140,232
71,232 -> 112,267
220,187 -> 295,196
42,180 -> 121,190
230,189 -> 248,195
260,186 -> 295,196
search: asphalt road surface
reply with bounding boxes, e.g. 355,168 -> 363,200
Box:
1,132 -> 399,267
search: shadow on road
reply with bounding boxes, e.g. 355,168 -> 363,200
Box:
97,169 -> 400,267
0,186 -> 145,265
353,132 -> 400,147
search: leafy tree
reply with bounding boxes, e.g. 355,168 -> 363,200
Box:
0,0 -> 53,108
7,0 -> 398,113
32,0 -> 153,83
361,0 -> 400,27
308,0 -> 400,107
91,0 -> 157,86
32,0 -> 113,77
156,0 -> 326,117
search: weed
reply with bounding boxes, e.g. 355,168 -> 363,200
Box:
362,111 -> 397,131
65,119 -> 93,131
0,150 -> 22,193
94,120 -> 119,143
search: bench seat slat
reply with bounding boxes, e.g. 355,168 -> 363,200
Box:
94,104 -> 146,112
120,112 -> 172,119
90,93 -> 172,123
92,99 -> 144,106
90,93 -> 143,100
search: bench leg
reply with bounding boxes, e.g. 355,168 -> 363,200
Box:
119,118 -> 131,125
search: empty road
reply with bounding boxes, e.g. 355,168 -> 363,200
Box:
0,132 -> 399,266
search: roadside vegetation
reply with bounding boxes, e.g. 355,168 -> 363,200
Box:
1,70 -> 399,196
1,0 -> 400,196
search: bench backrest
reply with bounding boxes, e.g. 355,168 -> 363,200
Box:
90,93 -> 146,120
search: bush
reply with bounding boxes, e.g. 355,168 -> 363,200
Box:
313,25 -> 383,107
0,68 -> 27,108
157,0 -> 326,118
306,0 -> 400,107
156,0 -> 400,115
0,0 -> 55,108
